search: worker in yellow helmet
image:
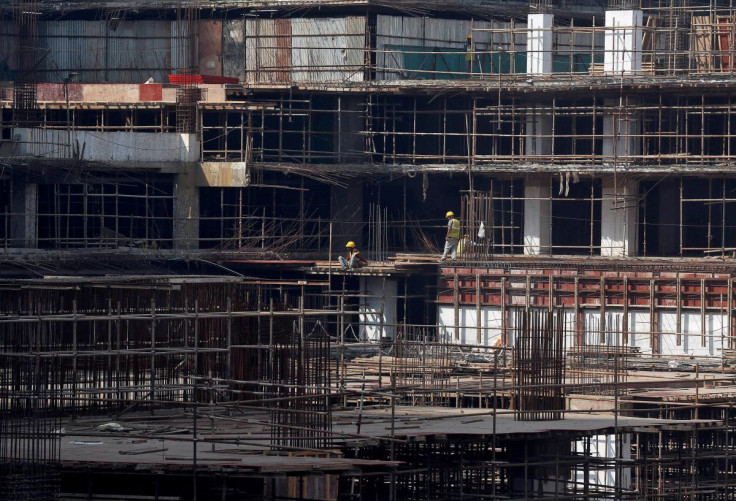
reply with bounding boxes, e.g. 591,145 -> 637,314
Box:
440,211 -> 460,262
339,241 -> 369,270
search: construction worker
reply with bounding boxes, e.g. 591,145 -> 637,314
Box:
440,211 -> 461,262
339,241 -> 369,270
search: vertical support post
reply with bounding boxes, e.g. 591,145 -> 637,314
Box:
679,178 -> 684,256
72,300 -> 78,413
650,280 -> 658,354
575,276 -> 582,347
676,276 -> 682,346
454,272 -> 460,342
193,299 -> 199,501
150,297 -> 156,412
501,276 -> 508,345
623,276 -> 629,345
729,277 -> 734,350
476,273 -> 482,344
701,278 -> 707,348
226,297 -> 232,381
600,276 -> 606,344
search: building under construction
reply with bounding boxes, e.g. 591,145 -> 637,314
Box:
2,0 -> 736,499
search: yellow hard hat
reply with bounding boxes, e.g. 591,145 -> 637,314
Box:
446,211 -> 455,218
346,241 -> 356,248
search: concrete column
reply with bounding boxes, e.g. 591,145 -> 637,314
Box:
526,15 -> 553,161
173,172 -> 199,252
334,95 -> 363,164
10,178 -> 37,249
602,98 -> 640,164
359,277 -> 397,342
601,175 -> 638,257
657,179 -> 680,256
330,181 -> 363,253
525,106 -> 552,158
523,177 -> 551,255
527,14 -> 554,75
604,10 -> 643,75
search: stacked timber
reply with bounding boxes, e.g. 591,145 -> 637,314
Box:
722,349 -> 736,373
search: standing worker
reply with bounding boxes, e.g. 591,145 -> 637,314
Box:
440,211 -> 461,262
339,241 -> 369,270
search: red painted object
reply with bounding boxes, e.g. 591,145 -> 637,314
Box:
139,83 -> 163,101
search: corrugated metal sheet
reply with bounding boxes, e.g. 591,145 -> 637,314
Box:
244,17 -> 365,84
244,19 -> 282,84
275,19 -> 292,83
291,17 -> 365,83
170,20 -> 193,73
33,20 -> 181,83
376,16 -> 527,80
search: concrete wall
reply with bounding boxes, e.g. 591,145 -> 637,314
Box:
5,83 -> 225,104
14,129 -> 199,164
438,305 -> 504,345
359,277 -> 397,341
574,434 -> 632,491
438,305 -> 726,357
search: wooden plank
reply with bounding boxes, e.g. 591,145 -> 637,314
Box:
692,15 -> 714,72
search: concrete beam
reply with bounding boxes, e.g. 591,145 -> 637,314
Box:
13,129 -> 200,164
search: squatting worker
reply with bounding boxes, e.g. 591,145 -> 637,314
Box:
339,241 -> 369,270
440,211 -> 460,262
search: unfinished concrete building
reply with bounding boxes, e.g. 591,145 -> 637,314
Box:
2,0 -> 736,499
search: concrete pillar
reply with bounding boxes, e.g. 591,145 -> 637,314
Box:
330,181 -> 363,253
525,106 -> 552,158
173,172 -> 199,252
527,14 -> 554,75
523,177 -> 551,255
10,177 -> 37,249
334,95 -> 363,164
602,98 -> 640,164
525,15 -> 553,161
604,10 -> 643,75
359,277 -> 397,342
601,175 -> 638,257
657,179 -> 680,256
